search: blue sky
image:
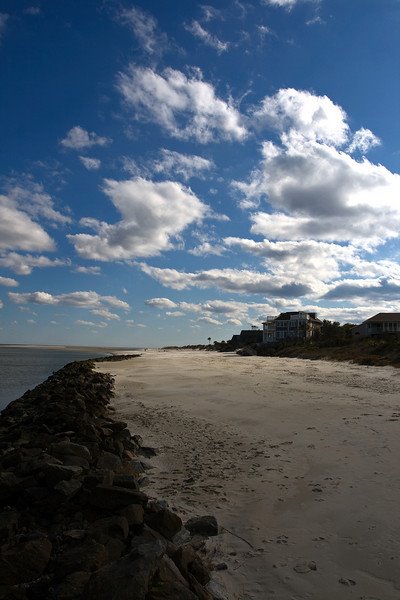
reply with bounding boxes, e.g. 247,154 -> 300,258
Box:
0,0 -> 399,347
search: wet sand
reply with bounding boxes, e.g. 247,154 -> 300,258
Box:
97,350 -> 400,599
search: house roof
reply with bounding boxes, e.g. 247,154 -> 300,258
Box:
262,311 -> 322,324
362,313 -> 400,323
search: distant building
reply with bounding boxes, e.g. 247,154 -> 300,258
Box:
231,329 -> 263,347
352,313 -> 400,338
262,312 -> 322,344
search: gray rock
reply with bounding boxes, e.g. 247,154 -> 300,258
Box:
89,485 -> 148,510
118,503 -> 144,526
49,441 -> 91,460
85,540 -> 165,600
145,508 -> 182,541
112,474 -> 140,490
185,516 -> 218,537
51,570 -> 91,600
147,556 -> 198,600
54,478 -> 82,498
0,537 -> 52,584
42,463 -> 83,486
55,539 -> 108,577
89,516 -> 129,542
96,452 -> 122,471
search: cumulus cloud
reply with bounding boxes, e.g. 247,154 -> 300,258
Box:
324,278 -> 400,302
197,316 -> 223,325
347,128 -> 381,154
60,126 -> 111,150
0,195 -> 55,253
0,275 -> 18,287
68,177 -> 208,260
165,311 -> 186,317
152,149 -> 214,181
240,91 -> 391,247
5,180 -> 71,225
147,296 -> 275,325
145,297 -> 178,309
76,320 -> 108,328
0,253 -> 69,275
118,65 -> 247,143
189,242 -> 226,256
116,5 -> 167,55
225,237 -> 356,289
9,290 -> 129,311
185,20 -> 229,53
79,156 -> 101,170
235,131 -> 400,245
139,263 -> 312,297
91,308 -> 120,320
74,265 -> 101,275
253,88 -> 349,146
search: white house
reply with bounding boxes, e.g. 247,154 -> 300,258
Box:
262,311 -> 322,344
352,313 -> 400,338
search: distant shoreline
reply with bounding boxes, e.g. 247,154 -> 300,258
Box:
0,344 -> 145,353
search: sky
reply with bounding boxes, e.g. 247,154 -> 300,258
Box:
0,0 -> 399,347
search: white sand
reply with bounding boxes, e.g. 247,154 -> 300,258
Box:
97,350 -> 400,599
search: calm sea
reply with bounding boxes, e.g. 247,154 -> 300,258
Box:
0,346 -> 108,410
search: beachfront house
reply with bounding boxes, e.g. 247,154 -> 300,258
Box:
262,311 -> 322,344
352,313 -> 400,338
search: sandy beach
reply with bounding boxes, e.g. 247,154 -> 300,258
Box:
97,350 -> 400,600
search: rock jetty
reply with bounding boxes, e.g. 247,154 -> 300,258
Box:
0,357 -> 222,599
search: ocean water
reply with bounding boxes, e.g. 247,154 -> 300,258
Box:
0,346 -> 107,411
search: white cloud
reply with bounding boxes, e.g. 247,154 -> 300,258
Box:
185,20 -> 229,53
0,275 -> 18,287
165,311 -> 186,317
189,242 -> 226,256
145,297 -> 178,309
116,6 -> 167,55
0,253 -> 68,275
91,308 -> 120,320
235,131 -> 400,245
0,300 -> 3,309
200,5 -> 223,21
262,0 -> 315,9
253,88 -> 349,146
139,263 -> 312,297
74,265 -> 101,275
347,128 -> 381,155
79,156 -> 101,170
197,316 -> 223,325
76,320 -> 108,328
152,149 -> 214,181
5,180 -> 71,225
233,89 -> 400,246
0,195 -> 55,253
60,126 -> 111,150
118,66 -> 247,143
69,177 -> 208,260
9,290 -> 129,311
324,277 -> 400,303
224,237 -> 356,290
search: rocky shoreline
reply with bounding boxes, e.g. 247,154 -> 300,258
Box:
0,356 -> 225,599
